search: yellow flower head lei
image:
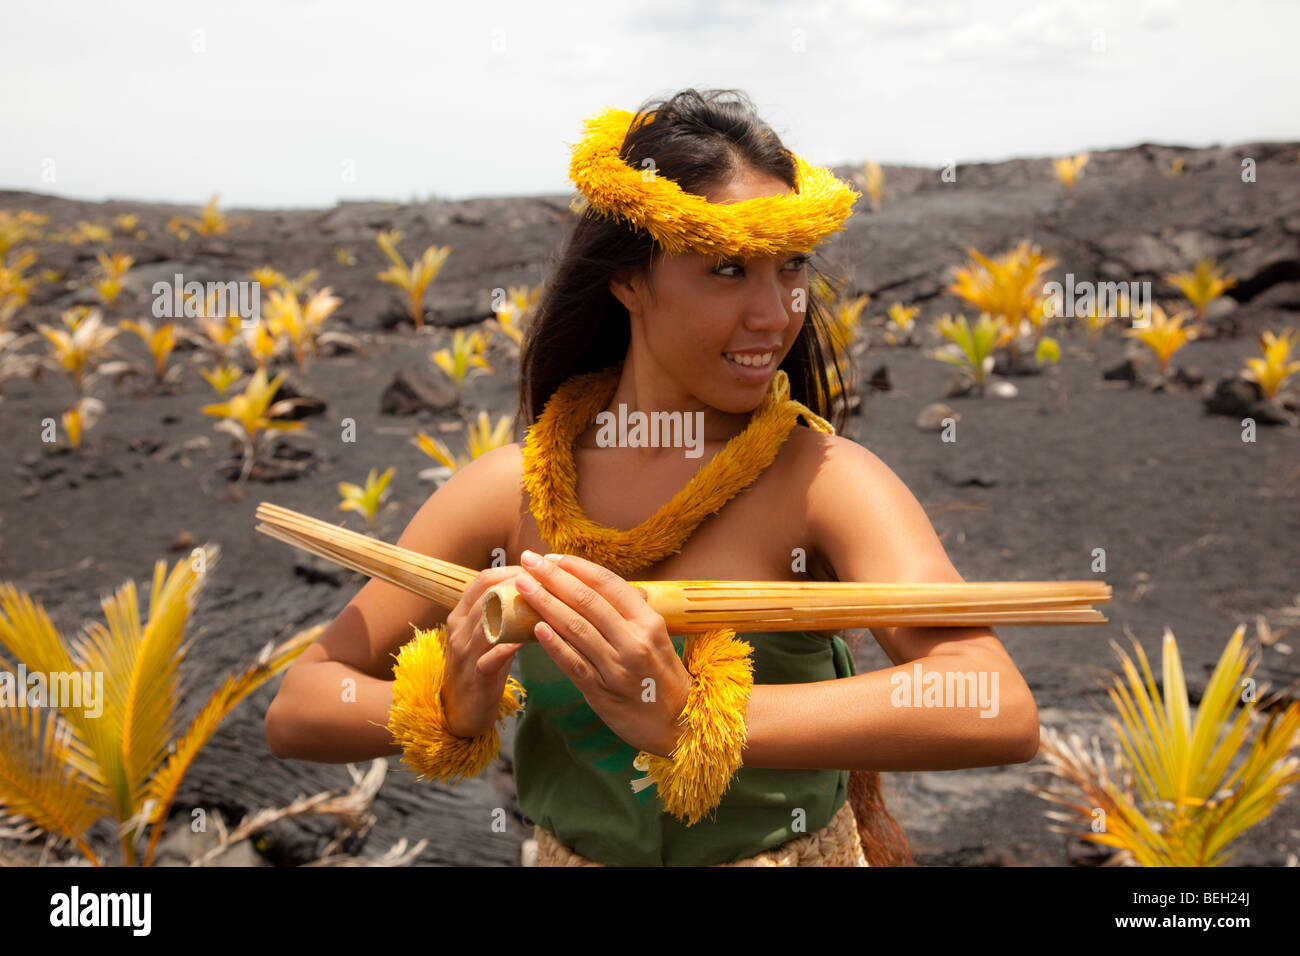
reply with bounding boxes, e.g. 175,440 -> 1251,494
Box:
567,106 -> 861,259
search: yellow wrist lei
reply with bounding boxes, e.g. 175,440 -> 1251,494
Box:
522,363 -> 834,826
567,106 -> 860,258
387,623 -> 526,784
629,627 -> 755,825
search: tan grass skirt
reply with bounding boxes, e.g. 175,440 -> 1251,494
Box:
533,798 -> 867,867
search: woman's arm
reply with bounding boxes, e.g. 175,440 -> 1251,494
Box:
738,435 -> 1039,771
264,443 -> 523,762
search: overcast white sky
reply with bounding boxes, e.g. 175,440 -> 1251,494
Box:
2,0 -> 1297,209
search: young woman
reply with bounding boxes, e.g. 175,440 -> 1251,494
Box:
265,88 -> 1039,867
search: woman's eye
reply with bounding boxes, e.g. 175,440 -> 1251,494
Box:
713,256 -> 809,277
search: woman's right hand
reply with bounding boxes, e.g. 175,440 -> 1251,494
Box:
440,566 -> 528,739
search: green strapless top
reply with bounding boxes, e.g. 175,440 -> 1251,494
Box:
512,628 -> 857,866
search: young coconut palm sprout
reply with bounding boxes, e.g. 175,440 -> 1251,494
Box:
884,302 -> 918,346
1242,328 -> 1299,400
860,160 -> 883,211
947,242 -> 1057,370
0,547 -> 323,866
1031,624 -> 1300,867
1165,258 -> 1237,322
931,312 -> 1014,393
37,308 -> 130,395
112,213 -> 143,238
488,284 -> 540,348
166,194 -> 238,240
201,367 -> 311,482
0,210 -> 47,258
1123,303 -> 1201,376
119,318 -> 180,389
432,328 -> 492,396
262,287 -> 354,369
414,410 -> 512,476
199,363 -> 244,396
338,466 -> 396,528
375,229 -> 452,330
63,221 -> 113,245
94,252 -> 133,306
0,251 -> 38,327
60,396 -> 106,449
1052,153 -> 1088,191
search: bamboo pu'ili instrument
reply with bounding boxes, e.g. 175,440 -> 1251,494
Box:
255,502 -> 1111,645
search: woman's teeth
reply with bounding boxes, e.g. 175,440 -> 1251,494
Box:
724,352 -> 773,368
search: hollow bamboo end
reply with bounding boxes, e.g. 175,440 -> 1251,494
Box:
482,583 -> 540,645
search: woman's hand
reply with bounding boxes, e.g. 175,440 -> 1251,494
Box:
512,549 -> 692,757
440,566 -> 527,738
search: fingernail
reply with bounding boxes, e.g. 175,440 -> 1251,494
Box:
544,553 -> 561,563
515,572 -> 537,593
521,549 -> 541,569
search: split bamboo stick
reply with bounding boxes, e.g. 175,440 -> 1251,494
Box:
255,502 -> 1110,646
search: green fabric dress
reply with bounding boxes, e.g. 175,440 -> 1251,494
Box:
513,628 -> 857,866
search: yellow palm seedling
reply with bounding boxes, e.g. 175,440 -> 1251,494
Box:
60,396 -> 106,448
335,246 -> 357,266
1243,328 -> 1300,400
861,160 -> 883,210
0,210 -> 46,259
250,265 -> 286,289
826,293 -> 869,353
94,251 -> 134,305
1032,625 -> 1300,867
467,409 -> 513,458
1169,157 -> 1184,176
414,410 -> 512,473
1052,153 -> 1088,191
198,362 -> 244,395
338,466 -> 396,528
195,295 -> 246,358
1165,258 -> 1236,321
119,318 -> 179,385
376,229 -> 452,329
112,213 -> 139,234
65,221 -> 112,245
947,242 -> 1057,366
201,367 -> 305,481
0,250 -> 37,327
0,547 -> 321,865
240,320 -> 280,370
1123,303 -> 1199,374
263,287 -> 346,368
1077,292 -> 1118,344
489,284 -> 540,347
931,312 -> 1014,388
38,308 -> 121,392
884,302 -> 918,346
432,328 -> 492,395
167,195 -> 236,239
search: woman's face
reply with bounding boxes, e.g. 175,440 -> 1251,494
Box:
610,166 -> 811,416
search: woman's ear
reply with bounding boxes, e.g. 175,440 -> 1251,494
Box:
608,267 -> 637,314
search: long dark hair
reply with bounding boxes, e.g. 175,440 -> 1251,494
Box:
515,87 -> 853,433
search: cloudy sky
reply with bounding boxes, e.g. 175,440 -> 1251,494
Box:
3,0 -> 1296,208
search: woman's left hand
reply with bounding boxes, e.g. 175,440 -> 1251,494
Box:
512,549 -> 691,757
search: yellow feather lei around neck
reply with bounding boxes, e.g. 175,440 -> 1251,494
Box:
522,361 -> 834,578
521,361 -> 834,825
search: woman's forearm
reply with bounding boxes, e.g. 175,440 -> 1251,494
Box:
265,660 -> 402,763
739,646 -> 1039,771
